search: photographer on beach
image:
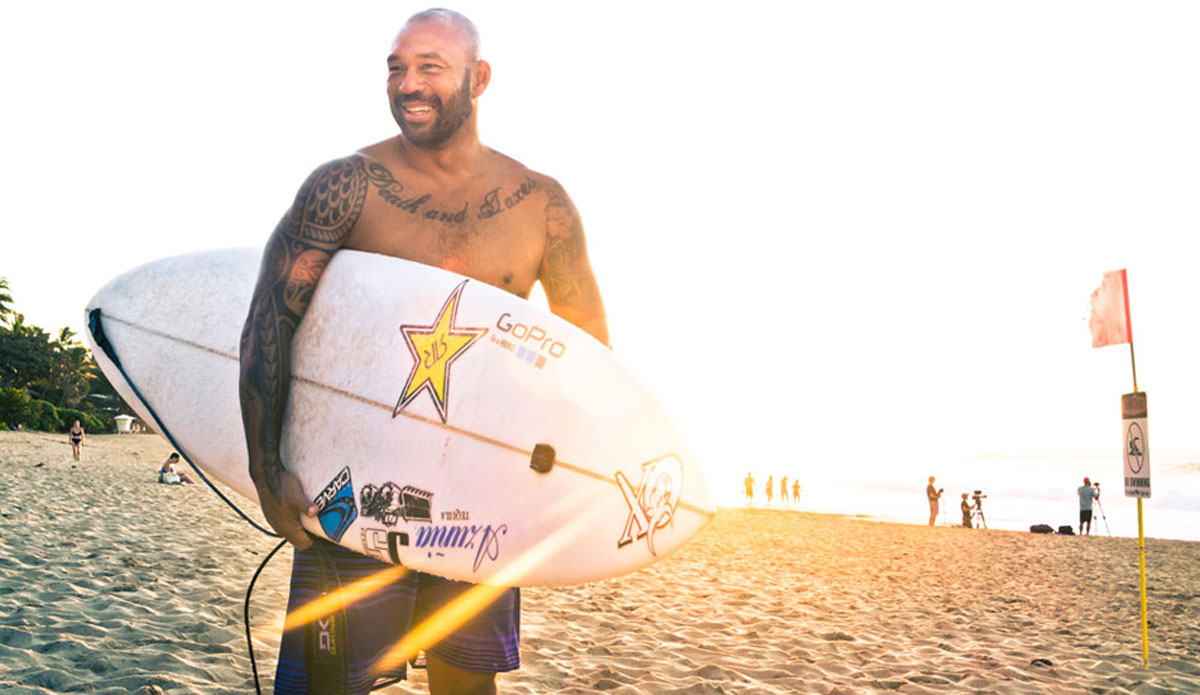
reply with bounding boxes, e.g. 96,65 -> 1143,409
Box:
1078,477 -> 1100,536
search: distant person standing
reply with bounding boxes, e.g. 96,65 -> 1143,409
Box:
926,476 -> 943,526
765,476 -> 774,507
744,472 -> 755,506
780,476 -> 789,505
1078,476 -> 1100,536
792,480 -> 800,505
960,493 -> 972,528
68,420 -> 84,461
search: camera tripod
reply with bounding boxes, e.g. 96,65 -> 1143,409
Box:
1093,484 -> 1111,535
971,500 -> 988,529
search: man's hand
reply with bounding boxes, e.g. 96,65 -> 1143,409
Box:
257,468 -> 319,549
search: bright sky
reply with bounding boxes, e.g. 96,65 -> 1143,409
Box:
5,2 -> 1200,508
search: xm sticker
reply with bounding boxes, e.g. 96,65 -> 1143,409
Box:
615,455 -> 683,556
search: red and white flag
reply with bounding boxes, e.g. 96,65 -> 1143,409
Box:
1089,269 -> 1132,348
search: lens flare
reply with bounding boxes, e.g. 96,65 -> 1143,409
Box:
282,563 -> 409,632
373,497 -> 611,676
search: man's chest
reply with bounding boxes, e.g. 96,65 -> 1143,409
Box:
345,172 -> 548,296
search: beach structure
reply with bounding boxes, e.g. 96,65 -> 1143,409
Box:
114,414 -> 135,434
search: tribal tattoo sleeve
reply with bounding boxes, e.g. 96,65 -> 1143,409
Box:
539,183 -> 609,346
239,156 -> 368,498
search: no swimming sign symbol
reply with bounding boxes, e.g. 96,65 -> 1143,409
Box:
1121,392 -> 1151,499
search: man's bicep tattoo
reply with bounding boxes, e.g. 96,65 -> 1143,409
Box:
540,189 -> 598,306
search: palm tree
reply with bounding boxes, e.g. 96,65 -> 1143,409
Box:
0,277 -> 13,326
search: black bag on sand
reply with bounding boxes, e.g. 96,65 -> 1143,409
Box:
1030,524 -> 1054,534
1057,525 -> 1075,535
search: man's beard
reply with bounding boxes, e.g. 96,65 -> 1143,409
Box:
393,71 -> 474,148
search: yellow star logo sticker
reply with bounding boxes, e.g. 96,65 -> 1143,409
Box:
393,280 -> 487,423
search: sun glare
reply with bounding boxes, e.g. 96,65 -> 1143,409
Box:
373,499 -> 611,676
282,563 -> 409,633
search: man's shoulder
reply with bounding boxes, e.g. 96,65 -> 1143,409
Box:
480,148 -> 567,193
295,153 -> 369,187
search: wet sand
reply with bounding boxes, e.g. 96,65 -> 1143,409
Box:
2,431 -> 1197,694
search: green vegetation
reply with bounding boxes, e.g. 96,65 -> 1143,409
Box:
0,277 -> 129,432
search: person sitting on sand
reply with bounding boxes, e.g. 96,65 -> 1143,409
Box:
1077,476 -> 1099,536
744,472 -> 754,506
159,453 -> 195,485
960,493 -> 972,528
68,420 -> 84,461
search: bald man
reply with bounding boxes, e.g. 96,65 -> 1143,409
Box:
239,9 -> 608,694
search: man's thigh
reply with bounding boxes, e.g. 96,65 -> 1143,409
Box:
427,653 -> 497,695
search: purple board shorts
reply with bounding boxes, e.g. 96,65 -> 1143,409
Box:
274,540 -> 520,695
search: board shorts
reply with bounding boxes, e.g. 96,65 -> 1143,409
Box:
274,539 -> 520,695
1080,509 -> 1093,524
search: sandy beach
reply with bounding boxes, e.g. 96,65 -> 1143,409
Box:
2,431 -> 1197,695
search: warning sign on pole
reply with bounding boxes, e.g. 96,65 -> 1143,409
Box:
1122,392 -> 1150,498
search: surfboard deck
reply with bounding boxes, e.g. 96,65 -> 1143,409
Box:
85,248 -> 712,586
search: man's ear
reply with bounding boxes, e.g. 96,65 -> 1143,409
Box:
473,60 -> 492,97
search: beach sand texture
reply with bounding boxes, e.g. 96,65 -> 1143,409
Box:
2,431 -> 1198,694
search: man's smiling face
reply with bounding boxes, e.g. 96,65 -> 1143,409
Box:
387,19 -> 479,148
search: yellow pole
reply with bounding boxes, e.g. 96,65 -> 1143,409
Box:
1137,497 -> 1148,669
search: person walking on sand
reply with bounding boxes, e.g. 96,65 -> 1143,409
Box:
764,476 -> 774,507
744,472 -> 754,506
239,9 -> 609,694
1077,476 -> 1100,536
926,476 -> 943,526
960,493 -> 972,528
792,479 -> 800,505
68,420 -> 84,461
780,476 -> 789,505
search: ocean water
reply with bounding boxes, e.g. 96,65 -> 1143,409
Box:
783,452 -> 1200,542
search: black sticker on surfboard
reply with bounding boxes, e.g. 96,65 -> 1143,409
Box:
360,482 -> 433,526
361,528 -> 410,564
315,467 -> 358,542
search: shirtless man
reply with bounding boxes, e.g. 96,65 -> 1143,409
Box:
238,10 -> 607,695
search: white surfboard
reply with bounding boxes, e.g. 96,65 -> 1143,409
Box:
85,249 -> 712,586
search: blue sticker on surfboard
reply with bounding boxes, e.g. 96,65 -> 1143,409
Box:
315,466 -> 357,541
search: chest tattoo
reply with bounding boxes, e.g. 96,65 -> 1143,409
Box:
365,163 -> 468,224
478,176 -> 537,220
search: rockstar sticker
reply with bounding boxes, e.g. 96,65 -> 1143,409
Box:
393,281 -> 487,423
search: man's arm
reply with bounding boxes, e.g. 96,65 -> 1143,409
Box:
239,156 -> 369,547
538,182 -> 608,345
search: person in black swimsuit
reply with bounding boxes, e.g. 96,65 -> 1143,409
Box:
68,420 -> 84,461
